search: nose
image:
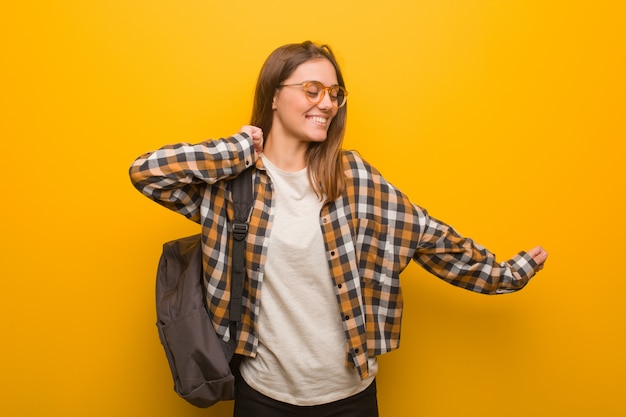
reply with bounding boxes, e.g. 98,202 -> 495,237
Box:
317,90 -> 334,109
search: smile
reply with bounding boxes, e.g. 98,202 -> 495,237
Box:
307,116 -> 328,125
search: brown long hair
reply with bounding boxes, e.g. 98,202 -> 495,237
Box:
250,41 -> 347,203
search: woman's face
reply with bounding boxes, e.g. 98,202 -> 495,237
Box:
271,58 -> 339,145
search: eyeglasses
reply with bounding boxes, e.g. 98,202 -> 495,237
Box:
278,81 -> 348,108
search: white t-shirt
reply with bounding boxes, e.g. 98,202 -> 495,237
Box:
239,156 -> 377,406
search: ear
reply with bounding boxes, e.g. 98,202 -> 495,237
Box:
272,91 -> 279,110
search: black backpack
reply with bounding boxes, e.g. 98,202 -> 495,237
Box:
155,168 -> 253,407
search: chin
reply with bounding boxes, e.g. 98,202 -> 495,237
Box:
305,137 -> 328,145
305,130 -> 329,143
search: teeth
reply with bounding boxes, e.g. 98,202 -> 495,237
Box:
310,116 -> 327,124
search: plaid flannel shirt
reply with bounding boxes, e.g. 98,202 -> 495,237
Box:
130,133 -> 539,379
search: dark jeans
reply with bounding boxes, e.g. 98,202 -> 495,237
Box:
233,375 -> 379,417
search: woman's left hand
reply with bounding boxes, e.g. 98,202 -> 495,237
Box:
527,246 -> 548,272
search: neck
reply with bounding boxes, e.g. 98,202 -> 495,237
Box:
263,132 -> 308,172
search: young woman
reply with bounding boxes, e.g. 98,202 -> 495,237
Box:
129,41 -> 548,417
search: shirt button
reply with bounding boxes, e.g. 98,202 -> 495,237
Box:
337,283 -> 342,289
344,315 -> 349,320
355,348 -> 360,354
330,251 -> 336,256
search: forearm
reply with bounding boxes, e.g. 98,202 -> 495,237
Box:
128,132 -> 255,219
413,213 -> 538,294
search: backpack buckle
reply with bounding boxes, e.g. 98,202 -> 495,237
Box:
232,222 -> 249,241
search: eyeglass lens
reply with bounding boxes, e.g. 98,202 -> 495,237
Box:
304,81 -> 346,106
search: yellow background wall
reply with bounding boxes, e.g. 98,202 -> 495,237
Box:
2,1 -> 624,416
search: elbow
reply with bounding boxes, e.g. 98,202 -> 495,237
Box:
128,159 -> 149,190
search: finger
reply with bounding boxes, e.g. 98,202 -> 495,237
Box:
529,246 -> 548,268
527,246 -> 540,257
239,125 -> 253,136
528,245 -> 546,257
252,127 -> 263,140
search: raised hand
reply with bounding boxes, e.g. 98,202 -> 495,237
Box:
240,125 -> 264,156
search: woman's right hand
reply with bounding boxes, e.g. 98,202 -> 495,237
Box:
240,125 -> 264,156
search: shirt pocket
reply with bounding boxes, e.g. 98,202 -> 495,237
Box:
352,218 -> 394,287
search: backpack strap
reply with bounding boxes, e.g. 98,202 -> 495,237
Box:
227,167 -> 253,327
